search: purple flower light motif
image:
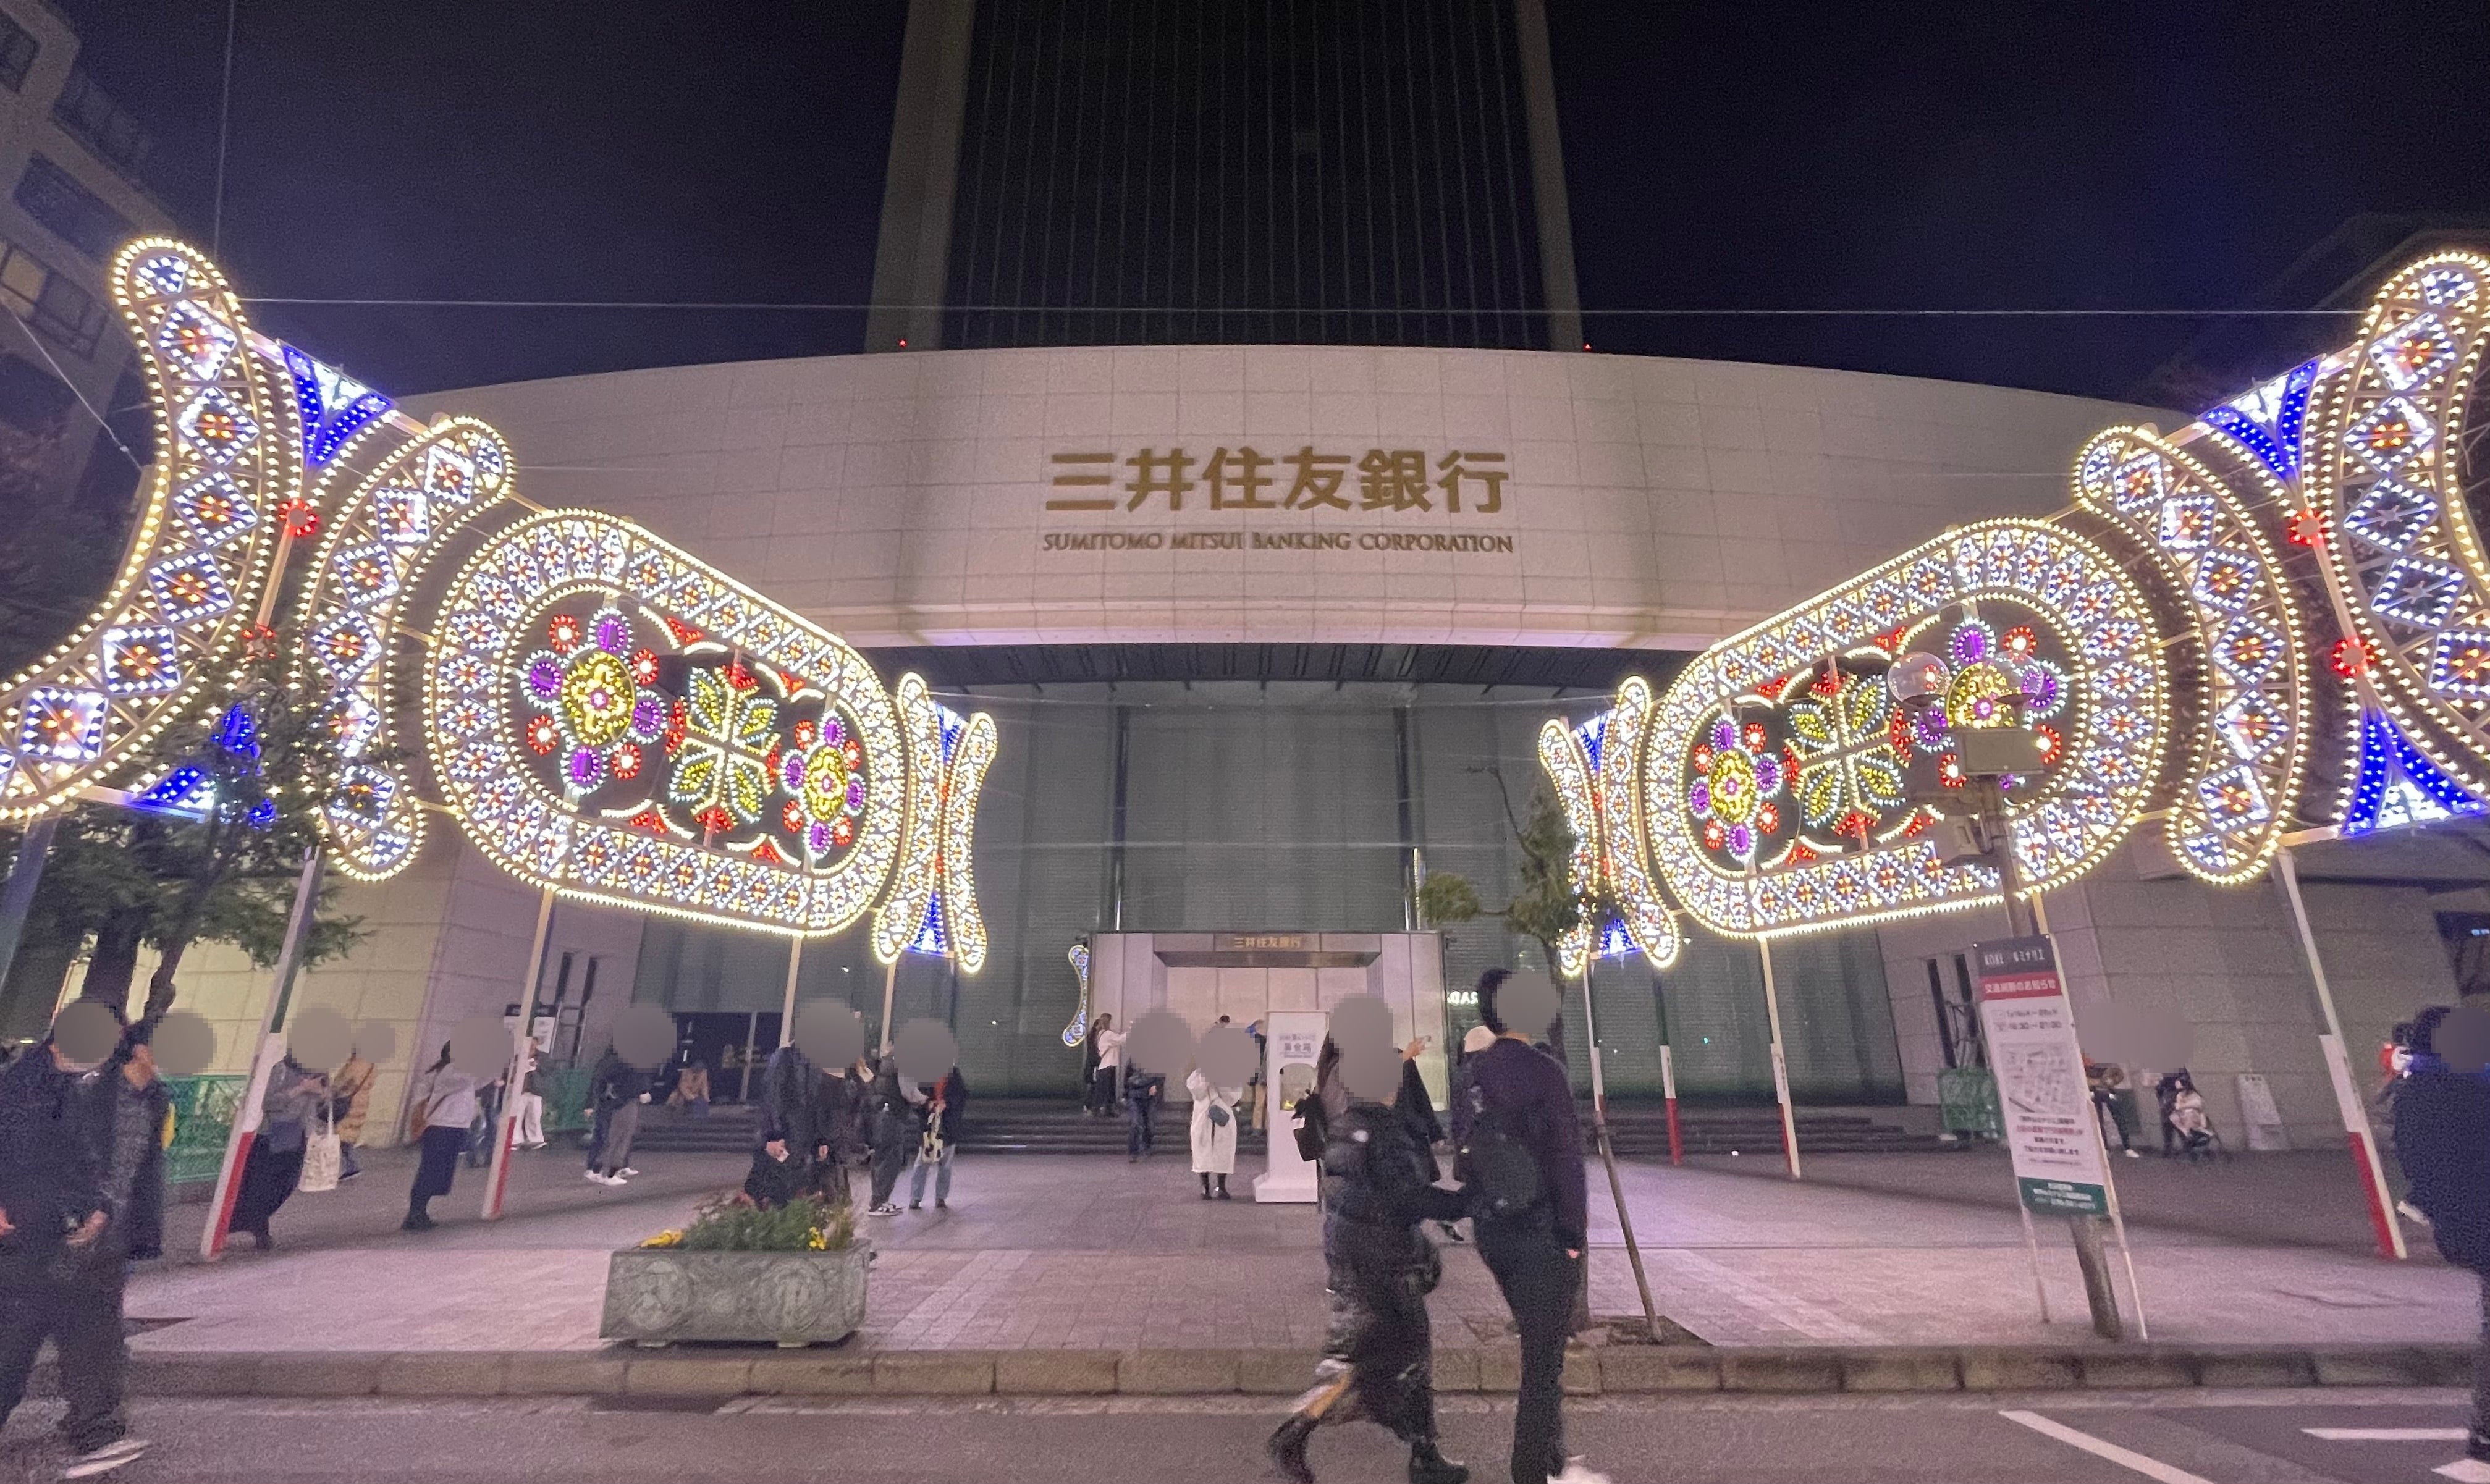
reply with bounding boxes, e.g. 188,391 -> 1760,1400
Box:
845,777 -> 866,811
567,748 -> 601,788
2020,666 -> 2060,712
808,821 -> 834,854
1710,719 -> 1737,751
1726,823 -> 1753,856
824,717 -> 848,748
1915,707 -> 1950,746
782,753 -> 806,790
1949,622 -> 1992,667
1688,779 -> 1712,815
1754,753 -> 1783,793
527,656 -> 562,699
631,695 -> 665,735
594,611 -> 631,654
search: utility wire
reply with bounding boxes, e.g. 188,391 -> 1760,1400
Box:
1,305 -> 142,471
239,297 -> 2361,318
211,0 -> 238,257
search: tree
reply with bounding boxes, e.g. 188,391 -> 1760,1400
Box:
27,632 -> 366,1021
1415,764 -> 1590,975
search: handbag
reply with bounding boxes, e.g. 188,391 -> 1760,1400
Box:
298,1103 -> 342,1193
1207,1102 -> 1231,1129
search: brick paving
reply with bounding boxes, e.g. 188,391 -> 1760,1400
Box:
122,1142 -> 2475,1360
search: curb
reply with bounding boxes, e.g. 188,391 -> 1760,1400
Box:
64,1343 -> 2473,1401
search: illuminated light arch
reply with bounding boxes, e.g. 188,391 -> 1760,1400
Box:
2307,251 -> 2490,800
935,707 -> 998,972
292,417 -> 516,880
423,508 -> 908,934
1537,717 -> 1601,978
869,674 -> 998,969
0,239 -> 300,822
1060,940 -> 1093,1047
2070,426 -> 2315,884
1536,675 -> 1684,978
1641,519 -> 2172,938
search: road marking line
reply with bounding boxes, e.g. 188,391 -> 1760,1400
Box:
1999,1410 -> 2219,1484
2436,1461 -> 2490,1483
2303,1428 -> 2468,1441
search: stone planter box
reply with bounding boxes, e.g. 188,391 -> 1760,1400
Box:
599,1246 -> 869,1347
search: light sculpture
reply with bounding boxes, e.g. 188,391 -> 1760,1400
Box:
1538,247 -> 2490,942
1538,675 -> 1681,977
0,238 -> 993,954
0,241 -> 296,821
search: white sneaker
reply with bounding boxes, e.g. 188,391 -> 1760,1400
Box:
2397,1199 -> 2434,1227
62,1436 -> 150,1478
1551,1460 -> 1613,1484
583,1170 -> 606,1184
2122,1149 -> 2140,1158
619,1167 -> 640,1177
867,1202 -> 900,1217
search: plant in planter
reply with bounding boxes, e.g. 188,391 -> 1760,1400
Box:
601,1195 -> 867,1348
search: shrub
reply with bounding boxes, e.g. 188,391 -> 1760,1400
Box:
640,1194 -> 855,1253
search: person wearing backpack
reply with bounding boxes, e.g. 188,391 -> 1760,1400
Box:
1456,970 -> 1605,1484
1266,1038 -> 1471,1484
2392,1004 -> 2490,1472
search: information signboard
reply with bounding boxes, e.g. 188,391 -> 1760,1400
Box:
1973,935 -> 2111,1217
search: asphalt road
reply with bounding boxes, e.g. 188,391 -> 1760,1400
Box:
1,1390 -> 2480,1484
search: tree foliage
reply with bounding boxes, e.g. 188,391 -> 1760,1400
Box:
1417,765 -> 1589,976
11,632 -> 366,1022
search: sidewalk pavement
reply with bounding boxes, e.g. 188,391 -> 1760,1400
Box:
110,1140 -> 2475,1397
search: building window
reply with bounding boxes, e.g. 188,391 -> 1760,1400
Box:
13,154 -> 130,263
0,13 -> 36,92
51,69 -> 151,183
0,237 -> 103,356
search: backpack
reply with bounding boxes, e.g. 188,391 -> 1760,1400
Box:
1458,1081 -> 1543,1221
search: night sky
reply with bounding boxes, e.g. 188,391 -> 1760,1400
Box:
48,1 -> 2490,406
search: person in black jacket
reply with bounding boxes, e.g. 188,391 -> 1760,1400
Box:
588,1052 -> 651,1186
1267,1042 -> 1470,1484
749,1042 -> 830,1209
0,1009 -> 154,1475
2392,1003 -> 2490,1468
1456,970 -> 1598,1484
863,1056 -> 916,1216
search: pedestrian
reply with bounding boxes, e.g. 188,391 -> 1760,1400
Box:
749,1041 -> 829,1210
513,1050 -> 548,1150
864,1055 -> 914,1216
1267,1035 -> 1470,1484
0,1008 -> 156,1477
329,1046 -> 377,1181
1454,969 -> 1606,1484
909,1066 -> 966,1210
1186,1060 -> 1241,1200
1079,1016 -> 1105,1116
669,1059 -> 712,1117
1088,1013 -> 1123,1116
2391,1005 -> 2490,1471
1125,1060 -> 1165,1161
586,1046 -> 649,1187
232,1052 -> 327,1252
2086,1060 -> 2141,1158
403,1045 -> 475,1231
2166,1073 -> 2215,1160
582,1045 -> 621,1173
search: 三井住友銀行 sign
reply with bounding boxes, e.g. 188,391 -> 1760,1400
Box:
1046,446 -> 1509,514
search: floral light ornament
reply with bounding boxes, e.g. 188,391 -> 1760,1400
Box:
779,712 -> 867,859
1687,715 -> 1783,861
670,663 -> 779,835
521,607 -> 664,797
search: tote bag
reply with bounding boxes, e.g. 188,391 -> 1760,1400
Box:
298,1102 -> 342,1193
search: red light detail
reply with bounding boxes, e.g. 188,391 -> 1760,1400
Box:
1901,811 -> 1931,838
2332,636 -> 2373,677
663,615 -> 704,646
1938,754 -> 1965,788
665,698 -> 688,752
630,647 -> 660,685
1742,722 -> 1768,751
898,338 -> 908,348
1692,744 -> 1714,775
782,800 -> 804,833
280,498 -> 319,538
793,717 -> 819,749
1755,675 -> 1792,700
1757,803 -> 1779,833
830,816 -> 856,848
694,805 -> 733,836
2035,725 -> 2064,765
2003,626 -> 2036,658
1789,841 -> 1818,863
724,660 -> 758,692
547,614 -> 582,654
843,740 -> 863,770
1810,666 -> 1841,698
525,716 -> 558,755
1871,626 -> 1908,654
2286,508 -> 2328,548
612,743 -> 643,780
627,806 -> 667,834
750,838 -> 787,866
1702,819 -> 1727,850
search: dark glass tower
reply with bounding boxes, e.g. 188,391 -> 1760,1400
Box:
866,0 -> 1582,352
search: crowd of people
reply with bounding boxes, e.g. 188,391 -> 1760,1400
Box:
738,1039 -> 969,1218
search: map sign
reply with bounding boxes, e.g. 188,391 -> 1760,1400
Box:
1973,936 -> 2111,1217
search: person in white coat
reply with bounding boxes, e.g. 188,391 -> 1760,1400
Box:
1187,1065 -> 1242,1199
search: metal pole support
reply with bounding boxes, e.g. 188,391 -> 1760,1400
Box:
201,846 -> 323,1261
482,886 -> 555,1221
